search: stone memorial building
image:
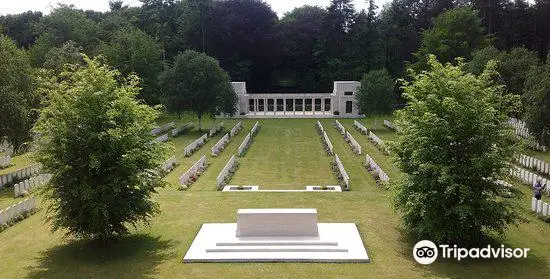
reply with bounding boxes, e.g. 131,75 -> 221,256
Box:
231,81 -> 361,117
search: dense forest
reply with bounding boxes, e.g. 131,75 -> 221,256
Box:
1,0 -> 549,94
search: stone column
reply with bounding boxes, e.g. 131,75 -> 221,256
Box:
322,99 -> 325,115
293,99 -> 296,115
303,98 -> 305,115
264,98 -> 267,115
283,99 -> 287,115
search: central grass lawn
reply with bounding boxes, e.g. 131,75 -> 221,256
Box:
231,119 -> 337,189
0,117 -> 549,279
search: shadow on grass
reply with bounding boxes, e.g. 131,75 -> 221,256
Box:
394,228 -> 550,278
26,234 -> 177,279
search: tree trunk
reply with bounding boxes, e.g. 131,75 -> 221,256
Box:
198,116 -> 202,131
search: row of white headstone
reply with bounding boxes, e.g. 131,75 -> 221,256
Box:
238,133 -> 252,156
172,122 -> 193,137
509,165 -> 549,194
0,197 -> 37,226
163,156 -> 177,172
251,121 -> 260,135
517,154 -> 550,176
184,134 -> 208,157
151,133 -> 168,144
151,121 -> 175,136
316,120 -> 324,133
345,131 -> 362,155
334,154 -> 350,190
317,121 -> 334,155
14,174 -> 52,197
209,122 -> 224,137
368,131 -> 389,154
217,155 -> 236,189
383,120 -> 398,132
334,120 -> 346,135
364,154 -> 389,183
354,120 -> 368,134
237,122 -> 260,156
211,133 -> 230,156
508,118 -> 547,152
179,155 -> 207,186
531,197 -> 550,217
0,156 -> 10,168
230,122 -> 243,137
0,164 -> 42,189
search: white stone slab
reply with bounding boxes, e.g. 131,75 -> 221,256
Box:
183,223 -> 369,263
236,208 -> 319,237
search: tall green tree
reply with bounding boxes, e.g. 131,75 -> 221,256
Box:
29,5 -> 99,66
356,68 -> 395,127
379,0 -> 419,76
0,11 -> 42,48
323,0 -> 355,58
0,35 -> 37,152
394,55 -> 522,245
523,57 -> 550,147
198,0 -> 278,90
100,26 -> 163,104
413,7 -> 489,71
497,47 -> 539,95
158,50 -> 237,129
468,46 -> 539,95
276,5 -> 327,91
34,57 -> 166,241
43,40 -> 85,75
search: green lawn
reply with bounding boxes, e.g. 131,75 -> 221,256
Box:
0,117 -> 549,279
231,119 -> 336,189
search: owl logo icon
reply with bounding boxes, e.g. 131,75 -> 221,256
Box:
413,240 -> 438,264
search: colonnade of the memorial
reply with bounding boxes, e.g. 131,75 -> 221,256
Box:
247,97 -> 332,114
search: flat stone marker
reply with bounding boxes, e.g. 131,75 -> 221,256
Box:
236,208 -> 319,237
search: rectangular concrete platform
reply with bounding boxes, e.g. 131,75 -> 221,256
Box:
183,223 -> 370,263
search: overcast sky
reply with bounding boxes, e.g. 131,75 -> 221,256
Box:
0,0 -> 389,17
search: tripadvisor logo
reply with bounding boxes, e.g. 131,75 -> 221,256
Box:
413,240 -> 530,265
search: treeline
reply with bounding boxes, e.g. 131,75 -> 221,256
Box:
1,0 -> 549,149
1,0 -> 549,94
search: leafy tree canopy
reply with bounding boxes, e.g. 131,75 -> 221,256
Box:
356,68 -> 395,121
34,56 -> 167,240
413,7 -> 489,71
523,56 -> 550,147
158,50 -> 237,129
0,35 -> 38,152
100,26 -> 163,104
394,55 -> 523,245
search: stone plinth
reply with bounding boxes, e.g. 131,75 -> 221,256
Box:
183,208 -> 370,263
236,208 -> 318,237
